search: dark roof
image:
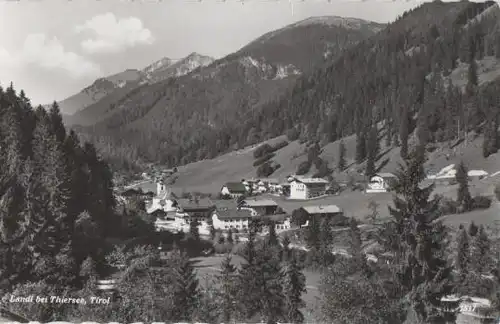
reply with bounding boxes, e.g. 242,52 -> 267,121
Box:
258,213 -> 289,223
223,182 -> 247,193
215,208 -> 253,219
121,188 -> 142,197
177,198 -> 215,211
150,209 -> 167,216
214,199 -> 239,211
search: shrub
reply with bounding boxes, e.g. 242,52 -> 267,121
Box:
253,144 -> 273,159
436,195 -> 459,216
213,243 -> 233,254
256,161 -> 275,177
495,184 -> 500,201
296,161 -> 312,175
472,196 -> 492,210
253,152 -> 275,166
286,128 -> 299,141
272,140 -> 289,151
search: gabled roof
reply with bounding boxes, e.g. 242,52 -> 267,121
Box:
222,182 -> 247,193
301,205 -> 342,214
177,198 -> 215,211
257,178 -> 279,184
150,209 -> 167,217
121,188 -> 142,197
292,177 -> 329,184
214,199 -> 239,211
375,172 -> 397,178
215,208 -> 253,219
240,198 -> 278,207
258,213 -> 290,223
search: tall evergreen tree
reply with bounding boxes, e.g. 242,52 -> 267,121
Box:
337,140 -> 346,171
386,145 -> 454,323
216,255 -> 238,323
227,228 -> 234,244
282,254 -> 306,324
305,215 -> 321,251
455,224 -> 470,276
365,125 -> 379,177
189,219 -> 200,241
455,161 -> 472,212
267,222 -> 279,246
470,225 -> 491,274
171,249 -> 200,321
355,131 -> 367,164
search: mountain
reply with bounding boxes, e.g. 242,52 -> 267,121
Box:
58,52 -> 215,117
56,69 -> 143,115
68,15 -> 384,171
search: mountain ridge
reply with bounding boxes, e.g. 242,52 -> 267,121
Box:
57,52 -> 215,116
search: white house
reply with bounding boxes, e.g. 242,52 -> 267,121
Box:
239,198 -> 279,216
220,182 -> 247,198
212,208 -> 253,230
366,173 -> 397,193
289,177 -> 329,200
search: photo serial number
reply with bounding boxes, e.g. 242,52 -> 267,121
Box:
4,295 -> 110,305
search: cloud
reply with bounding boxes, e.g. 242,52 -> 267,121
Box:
75,13 -> 155,54
0,33 -> 101,79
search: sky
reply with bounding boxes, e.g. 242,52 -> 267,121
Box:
0,0 -> 425,105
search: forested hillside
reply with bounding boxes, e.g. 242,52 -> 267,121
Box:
71,16 -> 384,172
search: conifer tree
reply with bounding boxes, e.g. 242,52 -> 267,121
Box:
365,125 -> 379,178
227,228 -> 234,244
456,161 -> 472,212
282,254 -> 306,324
305,215 -> 321,251
468,222 -> 479,237
267,222 -> 279,246
399,107 -> 409,159
470,225 -> 491,274
455,224 -> 470,276
216,255 -> 238,323
189,219 -> 200,241
337,141 -> 346,171
171,250 -> 200,321
281,235 -> 292,262
386,145 -> 454,323
355,131 -> 367,164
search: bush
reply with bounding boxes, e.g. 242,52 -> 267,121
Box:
296,161 -> 312,175
253,152 -> 275,166
253,144 -> 273,159
272,140 -> 289,151
286,128 -> 299,141
256,161 -> 275,177
436,195 -> 459,216
495,184 -> 500,201
213,243 -> 233,254
472,196 -> 492,210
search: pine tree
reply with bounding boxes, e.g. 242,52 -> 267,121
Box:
318,217 -> 335,267
468,222 -> 479,237
399,107 -> 409,159
355,131 -> 367,164
282,254 -> 306,324
386,145 -> 454,323
466,56 -> 478,96
337,141 -> 346,171
470,225 -> 491,274
171,250 -> 200,321
227,228 -> 234,244
365,125 -> 379,178
281,235 -> 292,262
216,255 -> 238,323
189,219 -> 200,241
237,243 -> 285,323
455,224 -> 470,276
306,215 -> 321,251
267,222 -> 279,246
209,225 -> 216,241
456,161 -> 472,212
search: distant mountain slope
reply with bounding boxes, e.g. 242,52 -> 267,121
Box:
59,52 -> 214,117
70,15 -> 385,170
56,69 -> 143,115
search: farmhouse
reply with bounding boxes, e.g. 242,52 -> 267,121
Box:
212,207 -> 253,230
221,182 -> 247,198
239,198 -> 280,216
366,173 -> 397,193
289,177 -> 329,200
176,198 -> 215,223
260,213 -> 292,231
299,205 -> 347,226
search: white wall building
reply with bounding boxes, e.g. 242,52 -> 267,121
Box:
289,177 -> 329,200
146,181 -> 177,214
212,208 -> 252,230
366,173 -> 397,193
